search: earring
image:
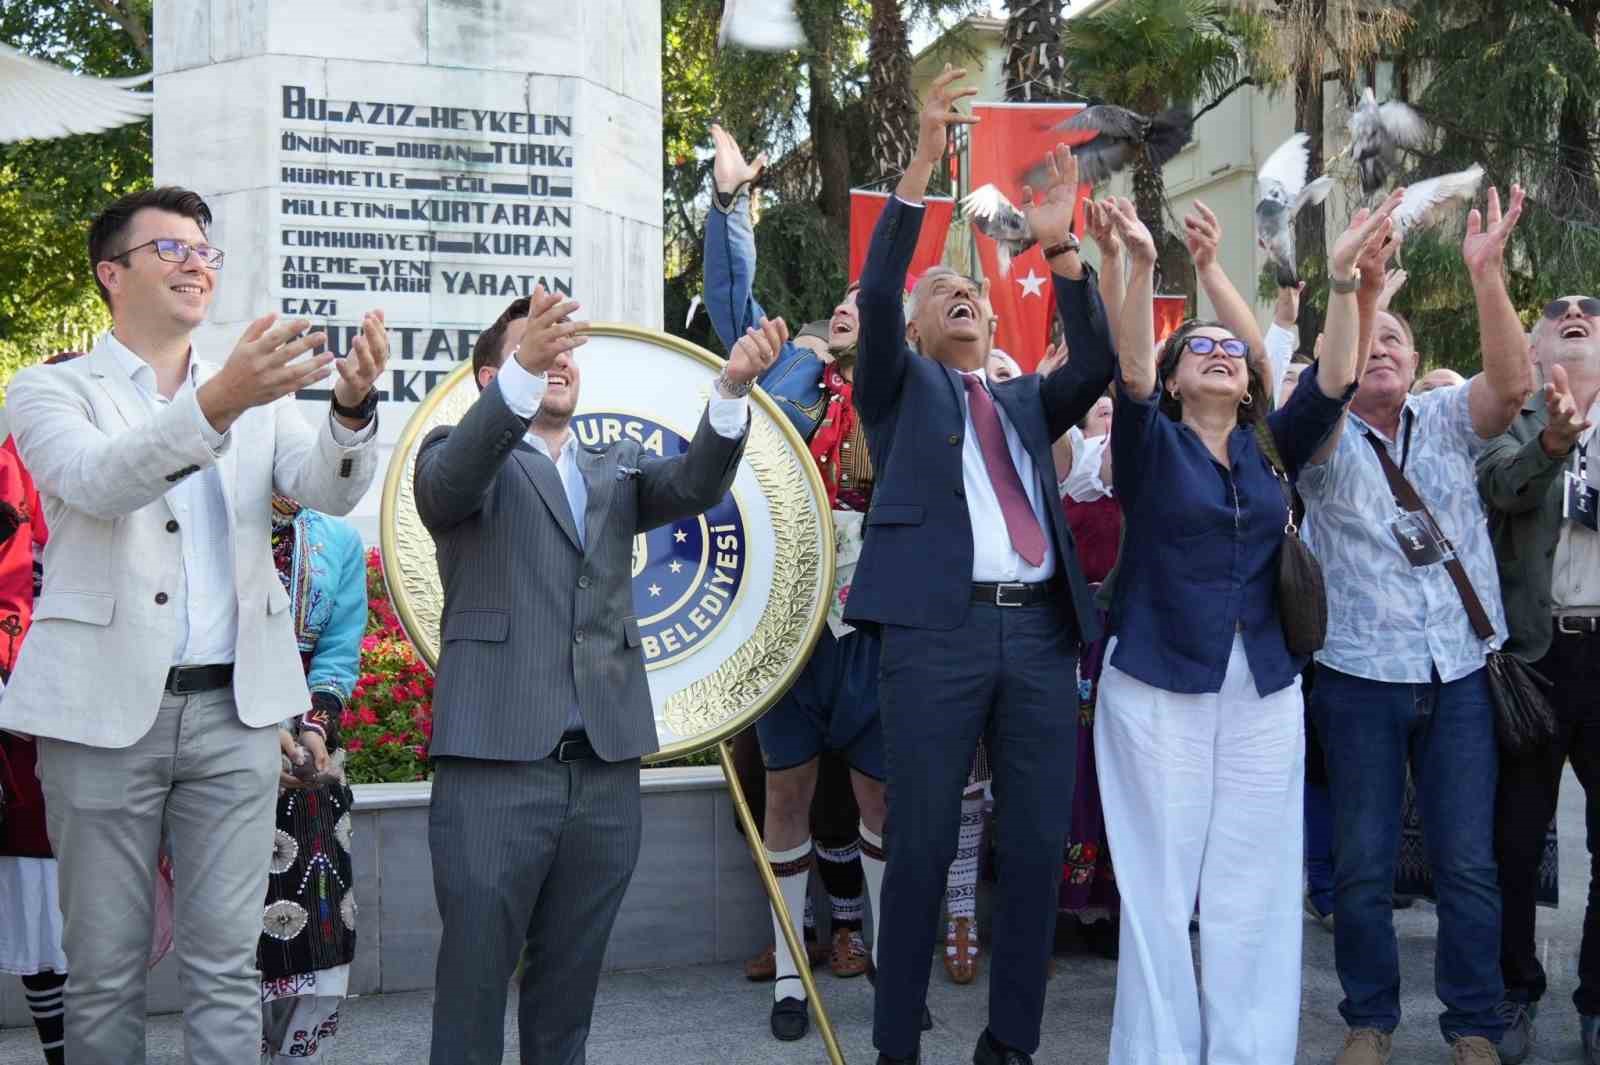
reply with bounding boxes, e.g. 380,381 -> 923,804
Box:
1240,391 -> 1254,408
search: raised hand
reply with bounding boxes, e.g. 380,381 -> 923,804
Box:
1378,267 -> 1409,312
1081,198 -> 1121,260
512,286 -> 587,377
1330,187 -> 1404,279
332,309 -> 389,414
725,316 -> 788,389
1542,363 -> 1594,455
1462,183 -> 1525,279
1036,342 -> 1069,376
1021,143 -> 1081,250
913,65 -> 978,165
711,123 -> 767,196
199,314 -> 337,433
1103,197 -> 1156,267
1182,201 -> 1222,271
1274,281 -> 1306,328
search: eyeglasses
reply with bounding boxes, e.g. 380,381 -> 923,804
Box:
1542,297 -> 1600,320
112,238 -> 225,270
1182,336 -> 1249,359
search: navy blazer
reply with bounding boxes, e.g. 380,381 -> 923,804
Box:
841,197 -> 1118,638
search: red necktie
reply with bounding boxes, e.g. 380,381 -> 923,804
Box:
962,375 -> 1047,566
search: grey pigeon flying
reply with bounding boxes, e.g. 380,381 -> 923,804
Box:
0,41 -> 151,143
1042,105 -> 1193,187
962,184 -> 1034,277
1255,132 -> 1334,286
1348,87 -> 1431,197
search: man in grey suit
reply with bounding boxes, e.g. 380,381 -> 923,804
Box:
416,287 -> 781,1064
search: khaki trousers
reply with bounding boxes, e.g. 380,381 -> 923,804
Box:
37,688 -> 278,1065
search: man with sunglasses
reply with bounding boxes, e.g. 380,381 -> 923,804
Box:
1298,187 -> 1533,1065
1478,293 -> 1600,1064
0,186 -> 388,1064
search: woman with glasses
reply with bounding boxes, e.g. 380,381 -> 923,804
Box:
1089,191 -> 1400,1065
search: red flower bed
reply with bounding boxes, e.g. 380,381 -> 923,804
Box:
343,548 -> 435,784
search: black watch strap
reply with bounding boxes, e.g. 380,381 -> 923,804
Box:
331,387 -> 379,421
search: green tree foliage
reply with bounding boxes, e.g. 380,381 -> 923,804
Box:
1388,0 -> 1600,373
1063,0 -> 1277,291
0,1 -> 152,383
662,0 -> 984,354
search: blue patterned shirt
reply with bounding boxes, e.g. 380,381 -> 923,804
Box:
1299,381 -> 1507,683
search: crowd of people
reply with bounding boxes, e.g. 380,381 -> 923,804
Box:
0,61 -> 1597,1065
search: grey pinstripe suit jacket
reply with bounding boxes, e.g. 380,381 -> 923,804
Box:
414,378 -> 747,763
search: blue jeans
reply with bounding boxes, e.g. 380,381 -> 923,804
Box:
1310,665 -> 1504,1043
1305,780 -> 1336,915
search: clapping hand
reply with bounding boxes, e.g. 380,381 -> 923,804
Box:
711,123 -> 766,197
512,286 -> 588,377
332,310 -> 390,418
1543,363 -> 1594,455
200,315 -> 335,433
724,316 -> 788,391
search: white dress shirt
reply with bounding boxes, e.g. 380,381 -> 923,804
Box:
494,357 -> 751,546
104,334 -> 374,667
957,368 -> 1056,583
1265,322 -> 1297,400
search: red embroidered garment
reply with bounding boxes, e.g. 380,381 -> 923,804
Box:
0,435 -> 52,858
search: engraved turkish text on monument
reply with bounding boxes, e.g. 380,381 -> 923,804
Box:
276,84 -> 575,405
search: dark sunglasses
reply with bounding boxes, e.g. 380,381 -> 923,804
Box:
112,238 -> 225,270
1542,297 -> 1600,320
1182,336 -> 1249,359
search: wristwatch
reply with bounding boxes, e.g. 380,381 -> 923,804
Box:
331,387 -> 379,422
1329,271 -> 1361,294
716,369 -> 754,398
1042,234 -> 1081,260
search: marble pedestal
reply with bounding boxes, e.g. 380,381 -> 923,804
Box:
153,0 -> 663,540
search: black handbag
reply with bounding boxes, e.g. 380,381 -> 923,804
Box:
1254,422 -> 1327,654
1361,432 -> 1559,756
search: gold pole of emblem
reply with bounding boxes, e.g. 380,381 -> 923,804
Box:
717,740 -> 847,1065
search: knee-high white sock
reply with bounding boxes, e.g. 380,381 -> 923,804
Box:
946,793 -> 984,922
858,822 -> 887,969
767,840 -> 814,1003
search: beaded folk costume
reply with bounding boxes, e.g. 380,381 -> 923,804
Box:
259,498 -> 366,1062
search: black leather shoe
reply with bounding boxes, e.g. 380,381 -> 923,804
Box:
973,1029 -> 1034,1065
770,995 -> 808,1041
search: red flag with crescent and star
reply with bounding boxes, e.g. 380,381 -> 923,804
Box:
967,102 -> 1093,371
848,189 -> 957,290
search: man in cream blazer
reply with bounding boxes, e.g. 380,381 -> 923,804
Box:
0,186 -> 387,1064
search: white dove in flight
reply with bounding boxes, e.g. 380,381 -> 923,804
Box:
962,183 -> 1035,277
1348,87 -> 1431,197
717,0 -> 807,53
0,41 -> 152,144
1389,163 -> 1486,264
1255,132 -> 1334,287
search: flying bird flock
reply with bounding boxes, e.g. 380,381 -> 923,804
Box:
0,41 -> 152,144
964,84 -> 1491,286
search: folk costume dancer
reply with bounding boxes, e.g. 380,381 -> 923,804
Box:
703,123 -> 889,1043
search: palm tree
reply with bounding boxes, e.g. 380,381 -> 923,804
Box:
865,0 -> 919,182
1064,0 -> 1274,289
1002,0 -> 1070,102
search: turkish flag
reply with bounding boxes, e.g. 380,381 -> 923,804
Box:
968,102 -> 1092,371
1154,294 -> 1188,344
848,190 -> 956,290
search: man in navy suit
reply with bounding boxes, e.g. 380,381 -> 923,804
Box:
847,67 -> 1118,1065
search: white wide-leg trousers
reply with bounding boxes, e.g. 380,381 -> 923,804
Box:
1096,635 -> 1305,1065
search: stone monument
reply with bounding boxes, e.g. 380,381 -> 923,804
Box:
152,0 -> 663,540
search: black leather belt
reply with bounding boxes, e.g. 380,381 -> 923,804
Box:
555,731 -> 597,763
1556,615 -> 1600,636
971,581 -> 1055,608
164,663 -> 234,695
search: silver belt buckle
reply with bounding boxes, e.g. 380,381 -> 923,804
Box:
556,737 -> 585,762
994,582 -> 1028,608
1558,615 -> 1599,636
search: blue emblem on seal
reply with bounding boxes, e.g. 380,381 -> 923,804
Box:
572,412 -> 747,669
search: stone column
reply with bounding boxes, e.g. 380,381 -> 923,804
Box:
153,0 -> 662,539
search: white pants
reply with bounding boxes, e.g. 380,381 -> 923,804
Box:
1096,636 -> 1305,1065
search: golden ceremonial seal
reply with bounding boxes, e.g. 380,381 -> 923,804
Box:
379,324 -> 834,763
